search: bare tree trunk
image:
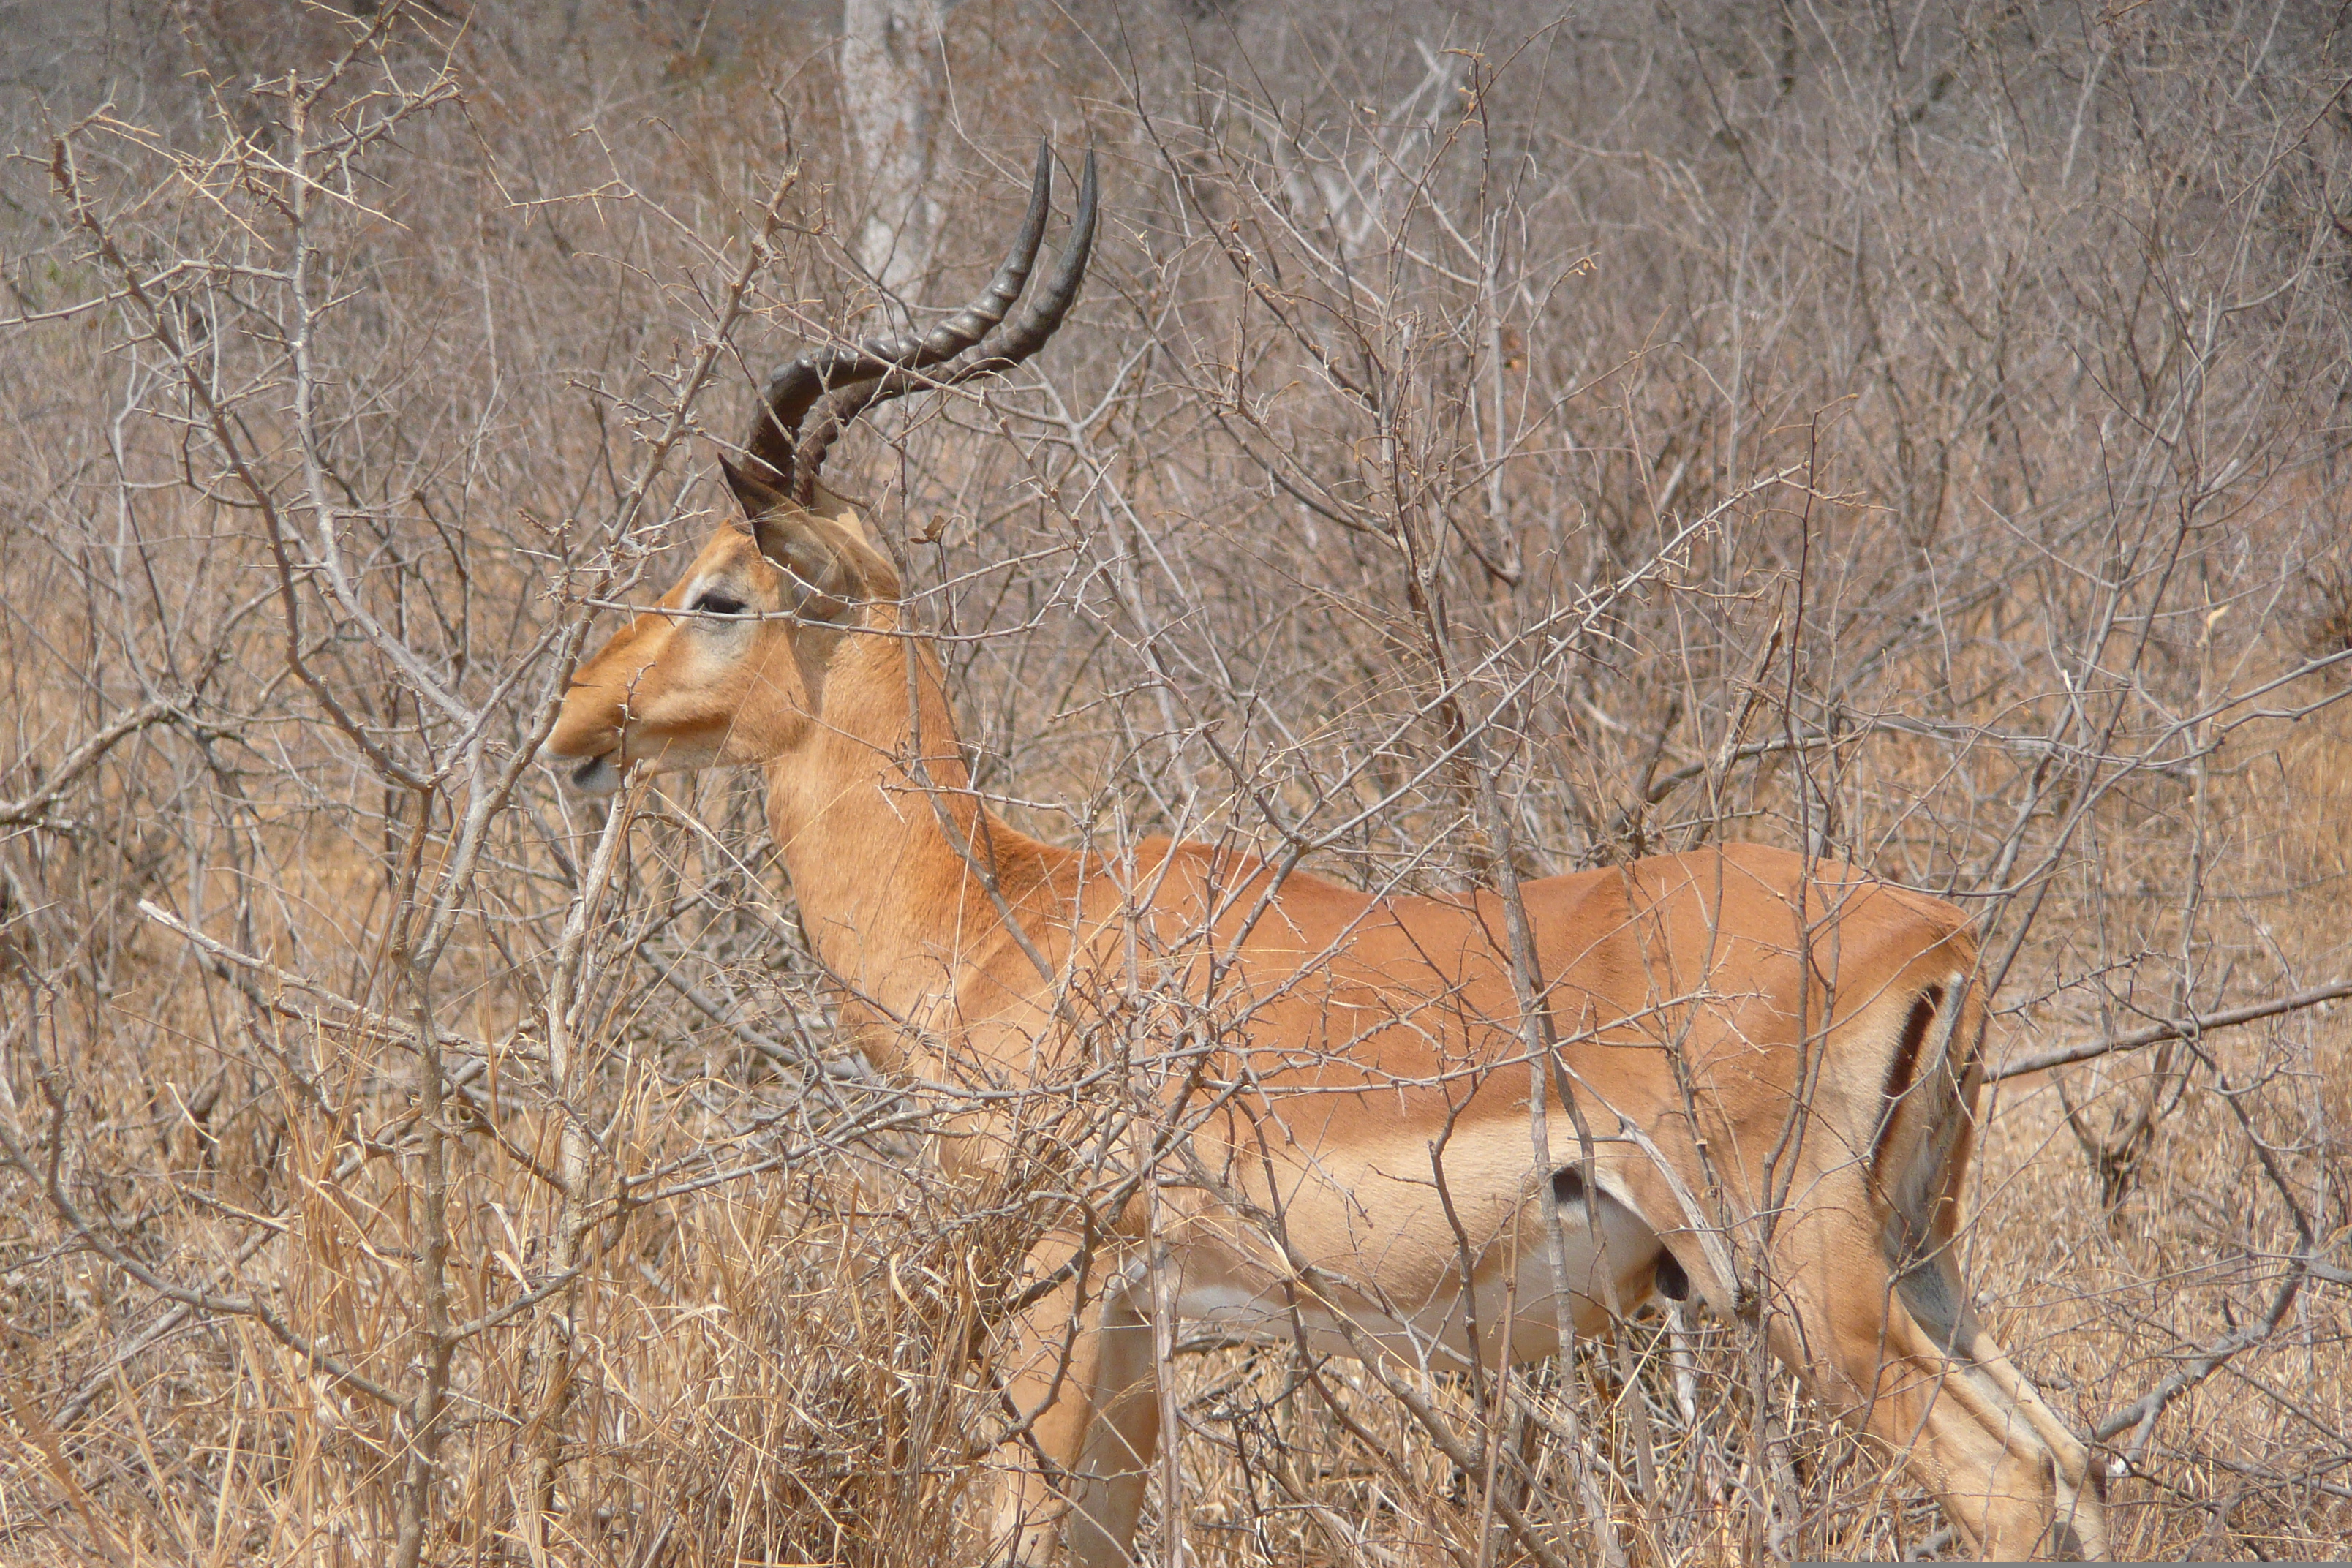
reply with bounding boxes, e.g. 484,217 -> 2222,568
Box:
841,0 -> 946,294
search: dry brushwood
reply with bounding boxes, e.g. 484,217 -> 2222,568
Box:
2,3 -> 2350,1564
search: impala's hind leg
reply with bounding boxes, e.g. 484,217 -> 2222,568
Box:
1769,1188 -> 2106,1560
1893,1246 -> 2108,1560
988,1235 -> 1160,1567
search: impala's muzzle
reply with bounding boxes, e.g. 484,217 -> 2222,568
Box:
566,750 -> 622,797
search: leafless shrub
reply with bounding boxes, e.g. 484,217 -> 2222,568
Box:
1,1 -> 2348,1562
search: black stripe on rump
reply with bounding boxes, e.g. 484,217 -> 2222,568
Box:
1872,984 -> 1943,1169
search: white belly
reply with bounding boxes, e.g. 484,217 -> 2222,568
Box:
1169,1176 -> 1665,1371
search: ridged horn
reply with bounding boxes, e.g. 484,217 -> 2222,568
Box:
742,139 -> 1057,486
786,146 -> 1098,504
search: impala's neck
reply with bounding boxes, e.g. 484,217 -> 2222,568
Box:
760,629 -> 1068,1044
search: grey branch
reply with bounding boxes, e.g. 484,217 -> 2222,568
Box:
1991,978 -> 2352,1082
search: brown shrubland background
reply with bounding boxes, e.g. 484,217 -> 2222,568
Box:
1,0 -> 2349,1561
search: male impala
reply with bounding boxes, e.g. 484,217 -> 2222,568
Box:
548,144 -> 2107,1561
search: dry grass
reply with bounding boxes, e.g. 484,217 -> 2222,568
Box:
2,1 -> 2350,1562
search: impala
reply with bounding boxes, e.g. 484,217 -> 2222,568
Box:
547,143 -> 2107,1561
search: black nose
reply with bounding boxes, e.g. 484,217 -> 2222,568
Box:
572,754 -> 611,789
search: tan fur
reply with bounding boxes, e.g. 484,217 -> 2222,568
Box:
547,494 -> 2108,1562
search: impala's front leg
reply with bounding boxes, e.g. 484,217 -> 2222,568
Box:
990,1232 -> 1160,1567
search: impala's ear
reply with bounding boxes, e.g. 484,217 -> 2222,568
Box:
751,515 -> 862,626
717,456 -> 861,623
807,478 -> 873,543
720,455 -> 789,519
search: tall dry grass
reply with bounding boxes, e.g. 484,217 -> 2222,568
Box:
1,0 -> 2348,1561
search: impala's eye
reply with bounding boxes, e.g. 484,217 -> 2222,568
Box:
692,591 -> 747,618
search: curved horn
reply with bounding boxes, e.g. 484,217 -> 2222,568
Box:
788,147 -> 1099,503
955,145 -> 1100,377
743,139 -> 1057,484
